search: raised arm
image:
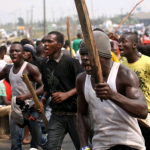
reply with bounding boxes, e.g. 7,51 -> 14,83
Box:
76,72 -> 90,148
95,65 -> 148,119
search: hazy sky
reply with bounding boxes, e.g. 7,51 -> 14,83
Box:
0,0 -> 149,24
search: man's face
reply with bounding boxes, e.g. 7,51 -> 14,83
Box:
9,44 -> 23,63
23,51 -> 32,62
80,52 -> 93,75
44,34 -> 60,57
118,34 -> 134,57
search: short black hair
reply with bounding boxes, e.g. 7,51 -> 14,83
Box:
77,33 -> 82,38
36,45 -> 44,55
0,46 -> 6,55
7,40 -> 12,45
11,42 -> 23,50
20,38 -> 30,46
48,31 -> 64,46
36,40 -> 42,47
63,40 -> 69,48
123,32 -> 138,44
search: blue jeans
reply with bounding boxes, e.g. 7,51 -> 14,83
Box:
47,114 -> 80,150
10,108 -> 47,150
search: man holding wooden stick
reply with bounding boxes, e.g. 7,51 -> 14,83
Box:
0,42 -> 47,150
76,30 -> 147,150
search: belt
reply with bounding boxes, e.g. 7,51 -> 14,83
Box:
52,110 -> 77,116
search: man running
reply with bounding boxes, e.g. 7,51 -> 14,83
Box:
76,30 -> 147,150
40,31 -> 83,150
0,42 -> 47,150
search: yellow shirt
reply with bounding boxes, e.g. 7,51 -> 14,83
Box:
67,47 -> 76,57
122,55 -> 150,111
111,51 -> 120,62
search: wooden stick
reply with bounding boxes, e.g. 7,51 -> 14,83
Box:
21,74 -> 48,130
66,17 -> 73,58
74,0 -> 103,83
114,0 -> 144,34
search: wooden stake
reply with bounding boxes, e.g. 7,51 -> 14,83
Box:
74,0 -> 103,83
66,17 -> 73,58
114,0 -> 144,34
21,74 -> 48,130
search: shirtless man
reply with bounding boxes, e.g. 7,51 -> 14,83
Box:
76,30 -> 148,150
0,42 -> 47,150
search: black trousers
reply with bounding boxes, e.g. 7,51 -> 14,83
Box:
108,145 -> 138,150
139,123 -> 150,150
47,114 -> 80,150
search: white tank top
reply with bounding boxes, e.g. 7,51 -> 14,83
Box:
84,62 -> 145,150
9,61 -> 35,107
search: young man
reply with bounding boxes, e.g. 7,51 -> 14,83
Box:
40,31 -> 83,150
23,44 -> 43,70
0,42 -> 47,150
1,45 -> 12,64
119,32 -> 150,150
76,30 -> 147,150
72,33 -> 82,53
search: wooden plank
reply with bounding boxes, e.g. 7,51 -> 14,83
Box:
21,74 -> 48,130
74,0 -> 103,83
66,17 -> 73,58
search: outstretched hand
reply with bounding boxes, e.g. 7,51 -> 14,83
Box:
94,82 -> 114,100
52,92 -> 69,103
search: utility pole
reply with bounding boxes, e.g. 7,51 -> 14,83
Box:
91,0 -> 94,19
10,12 -> 16,30
26,10 -> 29,28
121,8 -> 123,21
30,6 -> 34,39
43,0 -> 46,36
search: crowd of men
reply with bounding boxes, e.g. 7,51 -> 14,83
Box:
0,28 -> 150,150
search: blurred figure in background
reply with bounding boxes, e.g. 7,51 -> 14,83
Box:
6,41 -> 12,55
36,40 -> 43,48
0,80 -> 11,122
72,33 -> 82,53
142,31 -> 150,43
36,45 -> 45,58
62,40 -> 76,57
0,46 -> 7,83
20,38 -> 30,46
1,46 -> 12,64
